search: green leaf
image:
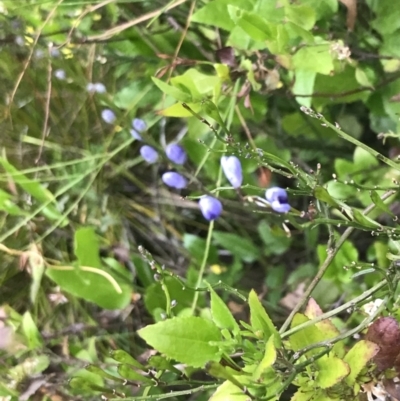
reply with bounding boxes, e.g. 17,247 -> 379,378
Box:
110,350 -> 145,369
117,364 -> 153,384
172,69 -> 220,97
207,361 -> 245,389
355,68 -> 374,88
290,389 -> 314,401
252,335 -> 276,381
353,146 -> 379,170
343,340 -> 380,385
208,284 -> 240,334
285,5 -> 316,30
22,311 -> 42,349
257,220 -> 291,256
0,189 -> 26,216
46,263 -> 132,309
69,377 -> 108,394
85,365 -> 125,382
0,157 -> 67,223
352,209 -> 381,229
288,313 -> 329,354
147,355 -> 182,374
293,70 -> 316,108
192,2 -> 235,31
293,45 -> 333,75
209,380 -> 249,401
138,316 -> 222,367
151,77 -> 192,102
236,12 -> 274,41
370,191 -> 394,215
159,102 -> 201,117
74,227 -> 102,268
315,354 -> 349,388
304,298 -> 340,340
213,231 -> 260,263
248,290 -> 281,345
314,186 -> 350,211
202,100 -> 230,132
144,276 -> 195,319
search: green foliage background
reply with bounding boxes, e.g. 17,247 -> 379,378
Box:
1,0 -> 400,400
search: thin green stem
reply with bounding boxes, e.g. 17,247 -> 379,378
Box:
281,279 -> 387,339
191,220 -> 215,314
279,189 -> 396,333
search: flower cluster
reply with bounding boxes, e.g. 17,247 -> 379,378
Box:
87,82 -> 106,94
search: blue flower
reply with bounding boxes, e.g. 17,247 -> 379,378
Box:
221,156 -> 243,188
199,196 -> 223,221
140,145 -> 159,164
130,118 -> 147,141
132,118 -> 147,132
162,172 -> 187,189
87,82 -> 106,94
54,69 -> 66,80
166,143 -> 187,165
101,109 -> 116,124
265,187 -> 291,213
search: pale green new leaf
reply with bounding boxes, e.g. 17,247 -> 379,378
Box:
138,316 -> 222,368
315,354 -> 349,388
252,335 -> 276,381
209,284 -> 240,334
344,340 -> 380,385
249,290 -> 280,345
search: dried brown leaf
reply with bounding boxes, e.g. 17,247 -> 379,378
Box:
339,0 -> 357,31
366,317 -> 400,371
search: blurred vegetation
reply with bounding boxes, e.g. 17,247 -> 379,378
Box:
2,0 -> 400,400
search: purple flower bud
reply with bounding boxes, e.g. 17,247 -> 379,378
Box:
132,118 -> 147,133
88,82 -> 106,94
166,143 -> 187,165
221,156 -> 242,188
130,129 -> 142,141
101,109 -> 116,124
54,69 -> 66,80
130,119 -> 147,141
199,196 -> 223,221
162,172 -> 187,189
140,145 -> 158,164
87,82 -> 106,93
50,48 -> 60,58
265,187 -> 291,213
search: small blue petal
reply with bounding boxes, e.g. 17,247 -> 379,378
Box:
270,201 -> 291,213
50,48 -> 60,57
265,187 -> 288,204
101,109 -> 116,124
166,143 -> 187,165
130,129 -> 142,141
140,145 -> 158,164
94,82 -> 106,93
132,118 -> 147,133
221,156 -> 243,188
87,82 -> 106,93
54,69 -> 66,80
199,196 -> 223,221
162,172 -> 187,189
265,187 -> 290,213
